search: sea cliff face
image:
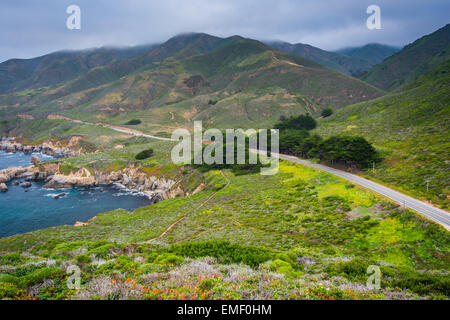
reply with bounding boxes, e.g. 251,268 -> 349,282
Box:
0,162 -> 181,204
95,166 -> 183,203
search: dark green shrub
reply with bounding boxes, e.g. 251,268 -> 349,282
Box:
0,253 -> 24,266
114,256 -> 138,273
87,240 -> 110,250
94,256 -> 138,276
93,261 -> 116,276
323,248 -> 336,255
193,134 -> 269,175
54,241 -> 88,253
321,108 -> 333,117
135,149 -> 154,160
87,244 -> 115,259
274,114 -> 317,131
125,119 -> 142,125
279,129 -> 309,154
12,264 -> 44,278
76,254 -> 92,264
310,135 -> 381,168
19,267 -> 63,287
0,274 -> 18,284
393,273 -> 450,296
154,253 -> 184,267
146,252 -> 159,263
169,241 -> 274,267
336,258 -> 370,278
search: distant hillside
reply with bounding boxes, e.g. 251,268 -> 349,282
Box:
0,44 -> 158,94
0,33 -> 382,134
266,41 -> 374,76
316,59 -> 450,208
336,43 -> 400,65
362,24 -> 450,91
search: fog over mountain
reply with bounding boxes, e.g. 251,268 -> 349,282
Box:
1,0 -> 449,62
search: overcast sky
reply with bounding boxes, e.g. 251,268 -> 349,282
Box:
0,0 -> 449,62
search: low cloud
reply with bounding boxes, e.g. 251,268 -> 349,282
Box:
0,0 -> 449,62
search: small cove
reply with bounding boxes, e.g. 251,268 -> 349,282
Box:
0,150 -> 151,237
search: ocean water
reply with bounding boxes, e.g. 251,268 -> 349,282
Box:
0,151 -> 151,237
0,150 -> 54,170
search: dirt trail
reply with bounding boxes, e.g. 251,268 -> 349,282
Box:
145,170 -> 231,243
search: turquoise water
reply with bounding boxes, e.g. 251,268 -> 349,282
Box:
0,151 -> 150,237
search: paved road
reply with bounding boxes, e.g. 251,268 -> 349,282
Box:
61,116 -> 450,229
276,153 -> 450,230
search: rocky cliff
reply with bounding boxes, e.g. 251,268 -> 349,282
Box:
0,162 -> 182,203
0,137 -> 81,158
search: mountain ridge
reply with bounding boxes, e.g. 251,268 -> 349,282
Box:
362,24 -> 450,90
0,44 -> 159,94
0,33 -> 382,133
335,43 -> 401,65
265,40 -> 374,76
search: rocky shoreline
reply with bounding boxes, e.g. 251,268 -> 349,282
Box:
0,137 -> 187,231
0,158 -> 182,203
0,137 -> 81,158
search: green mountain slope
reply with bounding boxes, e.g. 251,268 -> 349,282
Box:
336,43 -> 400,65
0,34 -> 382,134
362,24 -> 450,91
316,60 -> 450,208
0,44 -> 158,94
266,41 -> 374,76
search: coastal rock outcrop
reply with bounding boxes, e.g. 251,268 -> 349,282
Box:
0,163 -> 59,184
0,137 -> 81,158
44,168 -> 97,189
1,140 -> 183,204
95,166 -> 179,203
0,183 -> 7,192
31,155 -> 40,164
0,166 -> 32,183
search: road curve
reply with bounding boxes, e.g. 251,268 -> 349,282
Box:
58,116 -> 450,230
277,153 -> 450,230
